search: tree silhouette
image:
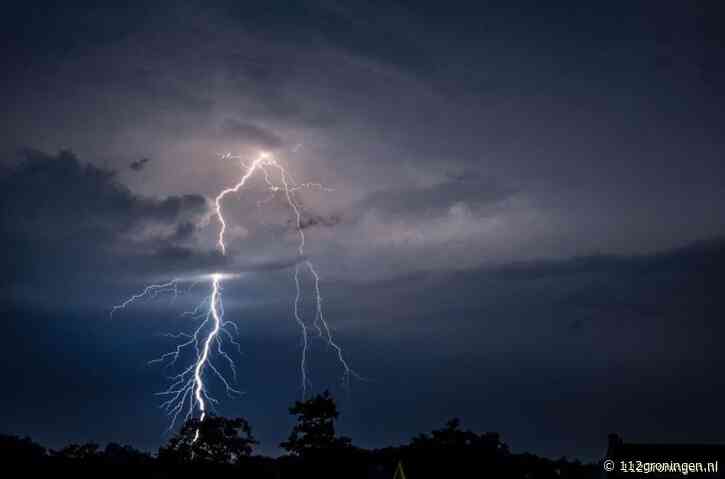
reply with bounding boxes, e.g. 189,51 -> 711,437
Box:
0,434 -> 46,464
395,418 -> 514,479
280,390 -> 352,456
102,443 -> 153,465
0,409 -> 601,477
51,442 -> 101,464
411,418 -> 509,455
158,415 -> 257,465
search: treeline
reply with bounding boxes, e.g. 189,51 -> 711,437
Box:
0,391 -> 599,478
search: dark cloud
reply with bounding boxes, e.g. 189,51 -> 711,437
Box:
0,149 -> 319,309
486,236 -> 725,282
0,149 -> 220,306
171,221 -> 196,241
295,213 -> 342,231
0,149 -> 206,239
293,235 -> 725,458
218,118 -> 285,150
322,235 -> 725,364
129,157 -> 151,171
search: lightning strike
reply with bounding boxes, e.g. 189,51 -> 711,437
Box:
191,273 -> 222,443
110,279 -> 181,319
112,150 -> 356,442
114,274 -> 241,435
213,151 -> 357,396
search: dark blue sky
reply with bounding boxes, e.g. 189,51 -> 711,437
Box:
1,1 -> 724,461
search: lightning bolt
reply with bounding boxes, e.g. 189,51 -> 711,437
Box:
110,279 -> 181,319
214,151 -> 356,396
111,150 -> 357,443
114,273 -> 241,439
191,273 -> 222,443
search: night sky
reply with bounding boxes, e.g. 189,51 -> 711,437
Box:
1,1 -> 724,461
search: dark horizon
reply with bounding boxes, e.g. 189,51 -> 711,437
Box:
2,1 -> 724,464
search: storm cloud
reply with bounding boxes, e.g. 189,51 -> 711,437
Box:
1,0 -> 724,461
0,150 -> 219,305
0,148 -> 334,308
129,157 -> 151,171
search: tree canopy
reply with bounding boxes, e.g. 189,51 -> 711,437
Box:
280,390 -> 352,456
159,415 -> 257,465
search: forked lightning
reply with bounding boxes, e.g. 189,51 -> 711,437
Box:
111,151 -> 356,442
